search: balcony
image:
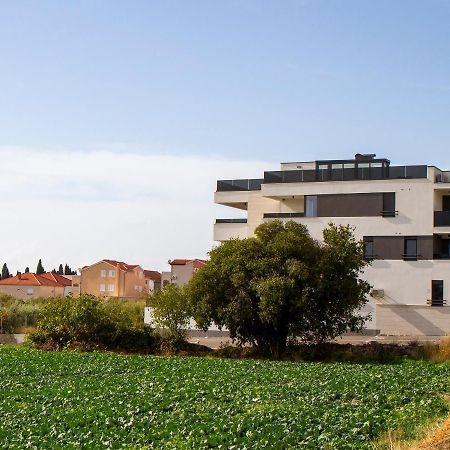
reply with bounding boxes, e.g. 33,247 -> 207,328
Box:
263,165 -> 428,184
216,179 -> 263,192
434,211 -> 450,227
214,219 -> 248,241
263,212 -> 305,219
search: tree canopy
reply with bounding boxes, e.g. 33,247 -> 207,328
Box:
36,259 -> 45,275
1,263 -> 10,280
188,220 -> 370,358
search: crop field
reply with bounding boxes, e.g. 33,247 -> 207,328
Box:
0,347 -> 449,449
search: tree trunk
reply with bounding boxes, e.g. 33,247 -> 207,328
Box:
269,333 -> 287,360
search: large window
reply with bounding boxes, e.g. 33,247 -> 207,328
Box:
108,270 -> 115,277
403,238 -> 418,260
99,284 -> 106,292
100,270 -> 106,277
305,195 -> 317,217
107,284 -> 114,292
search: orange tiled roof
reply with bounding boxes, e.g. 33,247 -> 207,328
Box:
103,259 -> 140,271
169,259 -> 206,269
143,270 -> 161,281
0,272 -> 68,287
40,273 -> 72,286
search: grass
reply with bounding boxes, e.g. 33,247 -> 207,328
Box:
0,347 -> 450,449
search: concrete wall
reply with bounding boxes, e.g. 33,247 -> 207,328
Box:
214,222 -> 248,241
377,304 -> 450,335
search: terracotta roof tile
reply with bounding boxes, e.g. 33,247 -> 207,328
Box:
143,270 -> 161,281
0,272 -> 68,287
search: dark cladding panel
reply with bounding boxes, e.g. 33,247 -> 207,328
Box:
317,193 -> 383,217
373,237 -> 404,260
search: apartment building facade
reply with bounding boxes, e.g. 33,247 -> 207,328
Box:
161,259 -> 207,287
80,259 -> 146,299
214,154 -> 450,336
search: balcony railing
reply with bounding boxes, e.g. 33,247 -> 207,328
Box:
427,299 -> 447,306
215,218 -> 247,224
263,165 -> 428,184
263,212 -> 305,219
434,211 -> 450,227
216,179 -> 263,192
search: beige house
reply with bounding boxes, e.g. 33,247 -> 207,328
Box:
80,259 -> 146,299
0,272 -> 72,299
164,259 -> 206,287
144,270 -> 161,293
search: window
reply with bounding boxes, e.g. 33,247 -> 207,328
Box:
138,286 -> 143,293
134,285 -> 139,291
431,280 -> 444,306
382,193 -> 396,217
100,270 -> 106,277
99,284 -> 106,292
305,195 -> 317,217
364,238 -> 375,260
107,284 -> 114,292
108,270 -> 115,277
27,288 -> 33,295
403,238 -> 418,260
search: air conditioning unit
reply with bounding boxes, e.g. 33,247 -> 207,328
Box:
371,289 -> 385,299
171,275 -> 177,280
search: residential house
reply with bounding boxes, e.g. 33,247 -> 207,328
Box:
215,153 -> 450,336
0,272 -> 72,299
144,270 -> 161,293
165,259 -> 206,287
80,259 -> 146,299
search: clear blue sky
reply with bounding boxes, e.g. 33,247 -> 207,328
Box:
1,0 -> 450,167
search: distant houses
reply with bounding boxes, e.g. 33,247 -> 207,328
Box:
0,257 -> 205,300
0,272 -> 74,299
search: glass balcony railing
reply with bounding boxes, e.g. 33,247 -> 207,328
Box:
434,211 -> 450,227
263,212 -> 305,218
215,218 -> 248,224
263,165 -> 428,184
216,179 -> 263,192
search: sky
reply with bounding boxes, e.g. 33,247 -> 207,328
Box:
0,0 -> 449,272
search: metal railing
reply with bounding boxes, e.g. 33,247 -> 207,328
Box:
216,179 -> 263,192
263,212 -> 305,218
263,165 -> 428,184
215,218 -> 247,224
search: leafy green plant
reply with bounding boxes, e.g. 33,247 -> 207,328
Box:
28,294 -> 158,351
0,347 -> 449,449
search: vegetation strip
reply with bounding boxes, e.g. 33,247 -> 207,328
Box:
1,347 -> 450,449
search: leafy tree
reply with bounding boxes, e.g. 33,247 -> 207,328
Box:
188,220 -> 370,358
36,259 -> 45,275
1,263 -> 10,280
58,264 -> 64,275
24,267 -> 30,273
148,284 -> 191,343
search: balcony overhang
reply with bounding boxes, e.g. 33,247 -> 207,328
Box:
214,221 -> 248,241
214,191 -> 249,210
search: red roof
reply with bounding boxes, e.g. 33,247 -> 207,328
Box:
40,273 -> 72,286
169,259 -> 206,269
0,272 -> 69,287
144,270 -> 161,281
81,259 -> 140,272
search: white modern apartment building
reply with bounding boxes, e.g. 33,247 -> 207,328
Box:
214,154 -> 450,336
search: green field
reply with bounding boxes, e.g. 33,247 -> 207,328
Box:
0,347 -> 449,449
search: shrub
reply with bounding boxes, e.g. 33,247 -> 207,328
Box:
0,295 -> 47,333
28,294 -> 159,352
147,284 -> 191,347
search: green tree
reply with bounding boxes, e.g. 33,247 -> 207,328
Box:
188,220 -> 370,358
36,259 -> 45,275
148,284 -> 191,343
58,264 -> 64,275
1,263 -> 10,280
24,267 -> 30,273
